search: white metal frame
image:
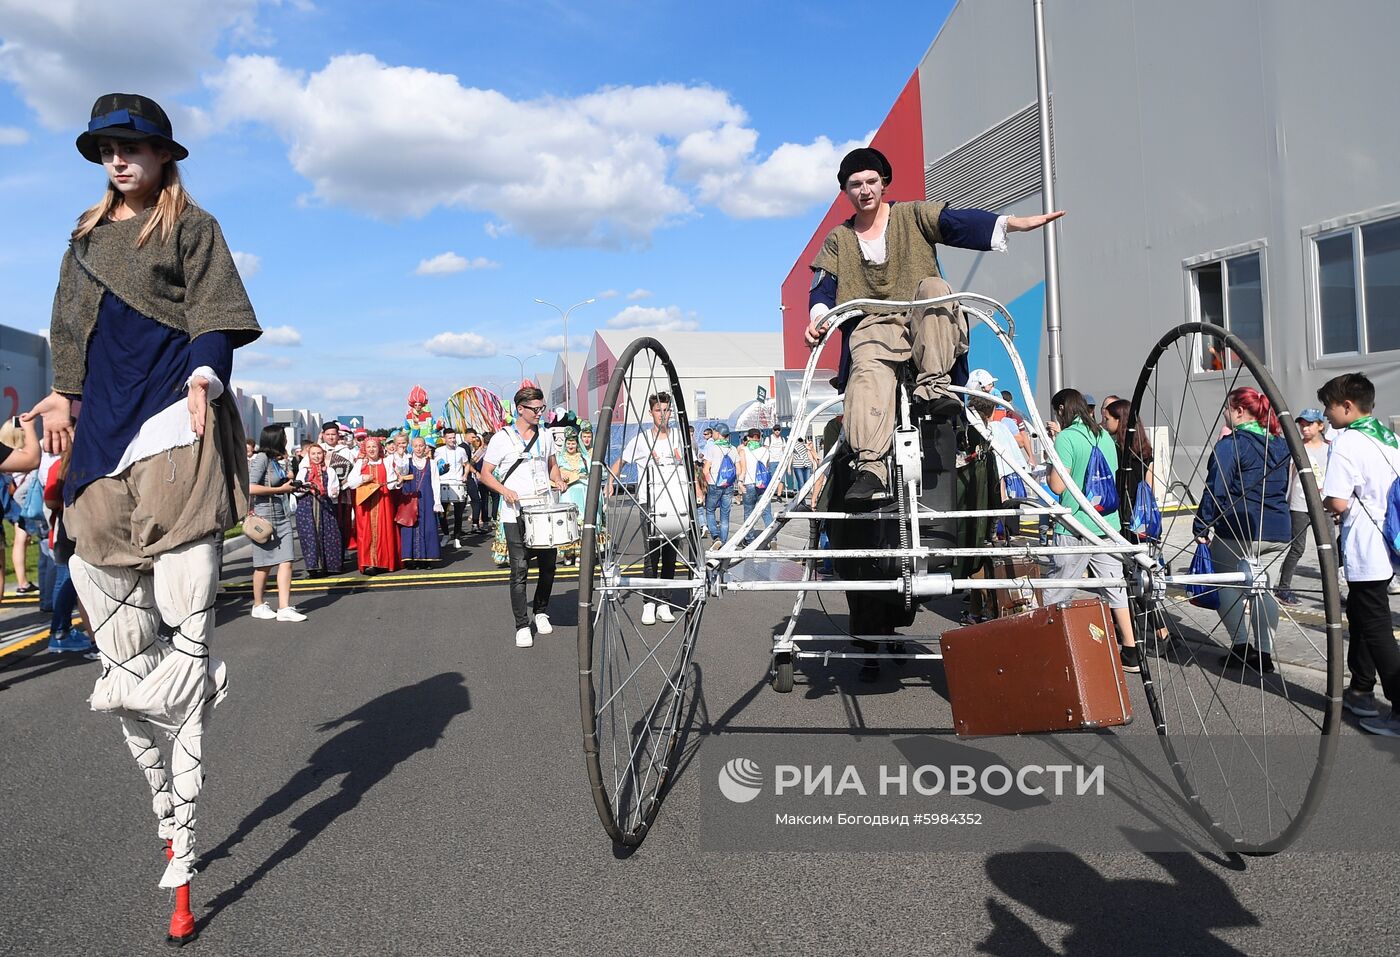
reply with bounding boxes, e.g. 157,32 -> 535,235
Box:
1182,239 -> 1271,377
640,291 -> 1251,673
1301,203 -> 1400,366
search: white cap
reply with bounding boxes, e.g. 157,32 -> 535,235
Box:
968,368 -> 997,392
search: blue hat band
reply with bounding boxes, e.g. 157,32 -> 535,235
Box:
87,108 -> 166,138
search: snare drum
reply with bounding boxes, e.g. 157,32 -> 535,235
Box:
642,460 -> 692,539
440,480 -> 466,504
520,503 -> 580,549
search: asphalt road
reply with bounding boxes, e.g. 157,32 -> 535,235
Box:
2,531 -> 1397,957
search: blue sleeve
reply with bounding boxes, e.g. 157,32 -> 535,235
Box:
189,330 -> 233,388
938,207 -> 999,251
1194,442 -> 1229,537
808,269 -> 837,311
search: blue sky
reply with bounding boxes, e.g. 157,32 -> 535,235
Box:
0,0 -> 954,427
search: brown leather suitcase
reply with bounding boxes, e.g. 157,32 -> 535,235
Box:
988,553 -> 1041,618
940,598 -> 1133,736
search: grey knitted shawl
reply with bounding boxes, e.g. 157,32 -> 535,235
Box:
49,204 -> 261,394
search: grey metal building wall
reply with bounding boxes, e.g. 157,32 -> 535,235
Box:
915,0 -> 1400,432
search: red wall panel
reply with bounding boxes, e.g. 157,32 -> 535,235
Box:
779,69 -> 927,370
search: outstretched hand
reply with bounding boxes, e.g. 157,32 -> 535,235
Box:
23,391 -> 73,455
1006,210 -> 1066,232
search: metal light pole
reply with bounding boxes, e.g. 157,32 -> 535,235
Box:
1033,0 -> 1064,395
503,352 -> 542,385
534,297 -> 595,403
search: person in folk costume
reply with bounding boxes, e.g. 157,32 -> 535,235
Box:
319,420 -> 357,550
403,385 -> 437,448
348,436 -> 403,574
25,94 -> 259,889
556,429 -> 587,566
399,435 -> 443,563
295,442 -> 344,576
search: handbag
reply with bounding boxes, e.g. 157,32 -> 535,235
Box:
394,494 -> 419,527
243,509 -> 274,544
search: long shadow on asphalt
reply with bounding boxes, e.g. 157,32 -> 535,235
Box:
0,650 -> 90,691
194,671 -> 472,930
980,846 -> 1258,956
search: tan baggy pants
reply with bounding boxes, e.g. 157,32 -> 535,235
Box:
845,276 -> 968,483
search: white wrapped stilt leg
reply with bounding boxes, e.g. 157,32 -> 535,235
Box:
150,537 -> 225,888
69,556 -> 174,830
71,538 -> 228,887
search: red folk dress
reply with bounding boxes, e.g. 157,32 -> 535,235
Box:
353,459 -> 402,573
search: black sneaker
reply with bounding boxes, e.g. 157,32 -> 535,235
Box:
1343,688 -> 1380,717
1120,646 -> 1141,674
1223,644 -> 1273,673
912,395 -> 964,420
1274,588 -> 1301,606
845,470 -> 891,503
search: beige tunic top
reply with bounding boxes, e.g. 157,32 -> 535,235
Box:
811,201 -> 948,315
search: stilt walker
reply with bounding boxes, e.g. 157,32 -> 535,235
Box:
26,94 -> 261,942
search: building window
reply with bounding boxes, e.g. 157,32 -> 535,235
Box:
694,390 -> 707,418
551,384 -> 566,406
1313,213 -> 1400,357
1188,250 -> 1266,370
587,361 -> 610,389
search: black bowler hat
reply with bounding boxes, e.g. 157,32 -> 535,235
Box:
76,93 -> 188,164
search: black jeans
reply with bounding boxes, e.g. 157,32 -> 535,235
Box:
439,500 -> 465,536
504,519 -> 556,629
645,532 -> 677,606
1346,577 -> 1400,705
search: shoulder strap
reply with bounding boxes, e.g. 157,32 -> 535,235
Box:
500,430 -> 540,484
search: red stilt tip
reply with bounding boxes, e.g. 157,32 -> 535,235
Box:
164,839 -> 197,947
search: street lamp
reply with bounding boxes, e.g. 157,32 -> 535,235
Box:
503,352 -> 542,384
534,297 -> 595,401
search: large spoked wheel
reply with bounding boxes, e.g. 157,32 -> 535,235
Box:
1127,322 -> 1342,853
578,338 -> 707,846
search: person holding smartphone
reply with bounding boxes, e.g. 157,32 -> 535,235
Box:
248,425 -> 305,621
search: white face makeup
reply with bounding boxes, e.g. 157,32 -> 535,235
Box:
842,169 -> 886,215
98,137 -> 170,205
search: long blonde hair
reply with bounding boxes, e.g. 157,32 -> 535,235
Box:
71,149 -> 190,248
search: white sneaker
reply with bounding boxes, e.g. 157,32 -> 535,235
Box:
535,613 -> 553,635
515,627 -> 533,648
656,604 -> 676,623
250,602 -> 276,620
276,606 -> 307,622
641,602 -> 657,626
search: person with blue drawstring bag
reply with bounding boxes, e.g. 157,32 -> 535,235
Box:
1193,386 -> 1291,674
1041,388 -> 1141,674
1317,373 -> 1400,735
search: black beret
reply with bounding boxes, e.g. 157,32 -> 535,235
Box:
837,147 -> 892,188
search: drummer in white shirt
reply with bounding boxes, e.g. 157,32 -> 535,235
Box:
477,386 -> 567,649
612,391 -> 686,626
436,427 -> 474,545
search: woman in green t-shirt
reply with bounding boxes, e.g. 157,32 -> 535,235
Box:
1042,389 -> 1141,674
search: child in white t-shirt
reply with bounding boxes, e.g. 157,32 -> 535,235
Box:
1319,373 -> 1400,734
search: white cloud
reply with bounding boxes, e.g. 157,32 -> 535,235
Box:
625,288 -> 653,301
238,350 -> 290,368
0,0 -> 270,131
596,289 -> 620,299
260,324 -> 303,346
689,133 -> 871,219
321,382 -> 363,402
204,53 -> 851,244
231,250 -> 261,279
0,126 -> 29,145
414,251 -> 500,275
605,305 -> 697,333
424,331 -> 497,358
535,334 -> 590,352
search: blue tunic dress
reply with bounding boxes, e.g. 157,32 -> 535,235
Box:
399,459 -> 440,562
